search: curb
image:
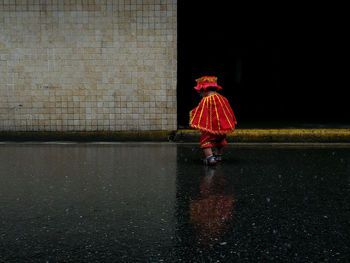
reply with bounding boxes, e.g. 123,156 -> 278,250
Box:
175,129 -> 350,143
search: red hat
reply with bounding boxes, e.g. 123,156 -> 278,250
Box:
194,76 -> 223,91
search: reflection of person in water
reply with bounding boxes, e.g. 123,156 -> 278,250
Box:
190,167 -> 234,245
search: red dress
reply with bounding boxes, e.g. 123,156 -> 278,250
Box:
190,93 -> 237,134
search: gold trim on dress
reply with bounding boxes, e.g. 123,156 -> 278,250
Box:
195,77 -> 217,83
215,94 -> 234,130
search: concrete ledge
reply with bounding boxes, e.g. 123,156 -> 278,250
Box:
175,129 -> 350,143
0,130 -> 176,142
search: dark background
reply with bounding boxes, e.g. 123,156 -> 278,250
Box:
177,1 -> 349,128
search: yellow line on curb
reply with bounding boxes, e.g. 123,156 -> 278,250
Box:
176,129 -> 350,142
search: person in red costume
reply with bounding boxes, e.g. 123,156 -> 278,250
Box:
190,76 -> 237,165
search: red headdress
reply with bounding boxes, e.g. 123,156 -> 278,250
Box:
194,76 -> 223,91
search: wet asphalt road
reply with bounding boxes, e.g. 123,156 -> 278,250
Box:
0,143 -> 349,262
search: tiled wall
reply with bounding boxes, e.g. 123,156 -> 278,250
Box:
0,0 -> 177,131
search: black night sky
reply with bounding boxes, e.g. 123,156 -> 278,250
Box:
177,1 -> 349,128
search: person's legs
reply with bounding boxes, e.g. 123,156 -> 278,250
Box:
215,146 -> 223,155
200,132 -> 217,166
213,135 -> 227,161
202,149 -> 217,165
214,147 -> 223,161
203,147 -> 213,158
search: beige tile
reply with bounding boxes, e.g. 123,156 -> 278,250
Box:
0,0 -> 177,131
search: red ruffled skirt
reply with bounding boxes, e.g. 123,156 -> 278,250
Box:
189,93 -> 237,134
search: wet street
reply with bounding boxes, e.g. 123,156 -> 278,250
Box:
0,143 -> 349,262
